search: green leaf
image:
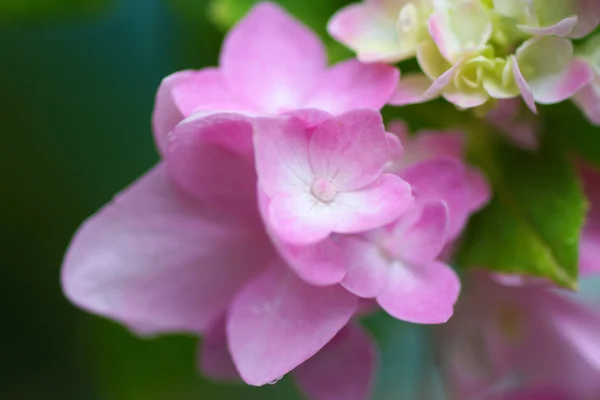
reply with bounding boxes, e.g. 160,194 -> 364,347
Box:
457,134 -> 586,289
204,0 -> 353,62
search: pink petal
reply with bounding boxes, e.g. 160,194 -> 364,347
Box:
253,114 -> 315,198
400,158 -> 489,239
516,39 -> 594,105
258,188 -> 348,285
171,68 -> 255,116
268,191 -> 336,245
388,73 -> 438,106
530,58 -> 594,104
277,239 -> 350,286
198,315 -> 239,381
61,164 -> 273,335
293,324 -> 377,400
341,237 -> 390,298
393,201 -> 449,265
327,3 -> 404,63
167,112 -> 258,218
309,109 -> 391,191
518,16 -> 578,37
227,262 -> 358,386
579,164 -> 600,275
544,293 -> 600,372
333,174 -> 414,234
220,3 -> 326,113
573,84 -> 600,126
304,59 -> 400,114
152,70 -> 196,156
511,56 -> 537,114
378,260 -> 460,324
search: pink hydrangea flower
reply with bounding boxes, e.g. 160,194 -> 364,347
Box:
153,2 -> 399,157
254,108 -> 413,245
62,3 -> 402,397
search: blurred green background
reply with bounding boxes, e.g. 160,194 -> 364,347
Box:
0,0 -> 445,399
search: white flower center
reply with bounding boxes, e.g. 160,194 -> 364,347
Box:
311,178 -> 337,202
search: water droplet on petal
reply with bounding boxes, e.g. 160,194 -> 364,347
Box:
267,375 -> 284,385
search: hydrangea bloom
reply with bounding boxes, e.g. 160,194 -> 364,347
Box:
330,0 -> 600,111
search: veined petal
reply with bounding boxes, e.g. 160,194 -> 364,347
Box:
61,164 -> 273,335
253,115 -> 316,198
341,236 -> 390,298
305,60 -> 400,114
220,3 -> 326,113
309,109 -> 390,191
392,201 -> 449,265
227,263 -> 358,386
333,175 -> 414,234
167,112 -> 257,218
378,260 -> 460,324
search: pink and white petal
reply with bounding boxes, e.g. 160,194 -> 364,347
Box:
443,90 -> 489,109
167,112 -> 258,217
258,188 -> 347,285
309,109 -> 390,191
152,70 -> 196,156
327,3 -> 405,63
171,68 -> 255,117
511,55 -> 537,114
388,73 -> 438,106
333,174 -> 414,234
518,16 -> 578,37
428,4 -> 492,63
61,164 -> 273,335
305,59 -> 400,114
253,115 -> 315,198
401,158 -> 489,239
392,201 -> 449,265
293,324 -> 377,400
198,315 -> 239,381
227,262 -> 358,386
378,260 -> 460,324
422,60 -> 463,101
573,84 -> 600,126
516,38 -> 594,104
268,192 -> 335,245
340,236 -> 390,298
220,3 -> 326,113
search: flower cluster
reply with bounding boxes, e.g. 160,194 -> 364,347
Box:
330,0 -> 600,119
61,1 -> 600,399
